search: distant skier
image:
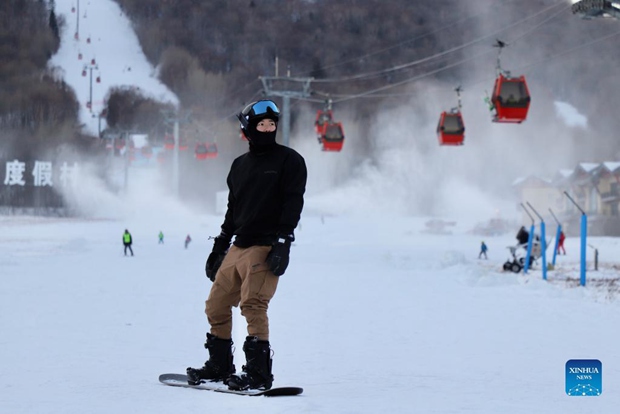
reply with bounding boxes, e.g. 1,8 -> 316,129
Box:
479,241 -> 488,259
516,226 -> 529,246
158,231 -> 164,244
557,230 -> 566,255
123,229 -> 134,256
185,234 -> 192,249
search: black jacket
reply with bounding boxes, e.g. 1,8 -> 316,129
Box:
221,144 -> 307,247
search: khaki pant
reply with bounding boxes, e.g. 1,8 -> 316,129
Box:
206,245 -> 278,341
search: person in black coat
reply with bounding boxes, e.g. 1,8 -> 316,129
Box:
187,100 -> 307,391
516,226 -> 529,246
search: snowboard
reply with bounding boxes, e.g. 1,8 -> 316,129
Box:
158,373 -> 303,397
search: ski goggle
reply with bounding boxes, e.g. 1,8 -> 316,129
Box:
238,100 -> 280,129
242,100 -> 280,119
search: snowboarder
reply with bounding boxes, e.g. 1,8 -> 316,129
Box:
122,229 -> 133,256
479,241 -> 488,259
186,99 -> 307,391
557,230 -> 566,255
158,231 -> 164,244
184,234 -> 192,249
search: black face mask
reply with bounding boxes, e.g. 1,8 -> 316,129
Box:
246,128 -> 277,146
245,119 -> 277,147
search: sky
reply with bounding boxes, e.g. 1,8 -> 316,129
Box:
2,3 -> 615,412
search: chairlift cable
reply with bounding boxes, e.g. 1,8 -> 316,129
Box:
310,1 -> 570,84
211,1 -> 569,122
213,1 -> 573,123
509,3 -> 572,44
301,0 -> 567,81
314,3 -> 599,103
324,49 -> 494,103
455,27 -> 620,93
315,26 -> 620,102
296,4 -> 496,77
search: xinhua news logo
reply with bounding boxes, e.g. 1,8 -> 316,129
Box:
565,359 -> 602,396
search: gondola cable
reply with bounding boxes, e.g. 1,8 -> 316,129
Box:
310,4 -> 617,104
310,1 -> 570,84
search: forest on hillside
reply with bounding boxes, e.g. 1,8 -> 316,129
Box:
0,0 -> 84,158
114,0 -> 620,153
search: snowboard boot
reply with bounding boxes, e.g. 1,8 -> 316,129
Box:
186,333 -> 235,385
227,336 -> 273,391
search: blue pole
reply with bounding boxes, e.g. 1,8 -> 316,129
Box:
580,214 -> 587,286
541,221 -> 547,280
523,224 -> 535,274
562,191 -> 587,286
552,225 -> 561,266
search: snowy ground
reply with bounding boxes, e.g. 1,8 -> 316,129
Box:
1,211 -> 619,414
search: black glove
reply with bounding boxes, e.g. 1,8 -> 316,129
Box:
205,235 -> 231,282
266,236 -> 292,276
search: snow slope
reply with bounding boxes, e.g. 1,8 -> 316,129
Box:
1,212 -> 619,414
49,0 -> 178,136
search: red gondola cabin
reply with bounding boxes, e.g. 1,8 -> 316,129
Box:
194,143 -> 218,160
141,145 -> 153,159
490,74 -> 531,123
320,122 -> 345,152
437,111 -> 465,146
163,135 -> 175,150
